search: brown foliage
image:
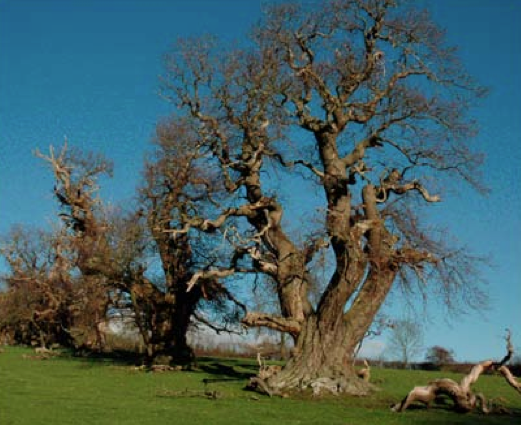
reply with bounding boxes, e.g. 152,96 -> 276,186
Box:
425,345 -> 456,365
0,227 -> 89,348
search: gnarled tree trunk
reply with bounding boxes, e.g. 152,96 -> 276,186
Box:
267,318 -> 370,395
129,274 -> 200,366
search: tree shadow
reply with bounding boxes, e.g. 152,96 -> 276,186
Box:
414,414 -> 521,425
197,360 -> 257,382
64,348 -> 144,367
399,407 -> 521,425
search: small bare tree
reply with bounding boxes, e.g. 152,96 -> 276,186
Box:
387,318 -> 423,368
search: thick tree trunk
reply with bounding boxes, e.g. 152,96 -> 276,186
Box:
265,316 -> 372,395
160,292 -> 198,366
247,265 -> 396,396
142,302 -> 196,367
129,258 -> 199,367
145,329 -> 194,366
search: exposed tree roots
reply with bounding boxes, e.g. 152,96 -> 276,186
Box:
245,354 -> 375,397
246,374 -> 374,397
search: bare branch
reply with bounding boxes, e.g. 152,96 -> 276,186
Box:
242,312 -> 302,335
377,178 -> 441,204
498,366 -> 521,394
268,151 -> 325,179
495,328 -> 514,367
192,312 -> 243,335
186,269 -> 235,292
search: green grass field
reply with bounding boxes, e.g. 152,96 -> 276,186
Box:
1,346 -> 520,425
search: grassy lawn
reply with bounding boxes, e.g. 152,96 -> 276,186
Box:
1,346 -> 520,425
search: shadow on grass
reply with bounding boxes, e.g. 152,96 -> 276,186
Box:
62,351 -> 259,379
409,412 -> 521,425
60,348 -> 144,367
394,405 -> 521,425
196,358 -> 258,383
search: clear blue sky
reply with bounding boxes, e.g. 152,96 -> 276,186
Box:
1,0 -> 519,362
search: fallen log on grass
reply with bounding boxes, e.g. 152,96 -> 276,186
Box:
498,365 -> 521,394
392,329 -> 520,413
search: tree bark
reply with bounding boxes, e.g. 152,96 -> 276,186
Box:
130,277 -> 199,366
263,316 -> 373,395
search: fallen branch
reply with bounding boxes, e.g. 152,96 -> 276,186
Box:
391,362 -> 493,413
244,353 -> 283,397
157,388 -> 222,399
498,366 -> 521,394
392,329 -> 520,414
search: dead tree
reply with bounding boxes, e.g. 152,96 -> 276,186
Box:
392,330 -> 520,413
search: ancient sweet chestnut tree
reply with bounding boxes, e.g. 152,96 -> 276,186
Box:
36,135 -> 244,365
159,0 -> 487,394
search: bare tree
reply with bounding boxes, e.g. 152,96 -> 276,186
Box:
35,129 -> 247,365
160,0 -> 487,395
387,318 -> 423,367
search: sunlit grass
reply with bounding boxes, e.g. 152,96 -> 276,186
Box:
1,346 -> 520,425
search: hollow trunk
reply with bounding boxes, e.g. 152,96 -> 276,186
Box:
266,316 -> 372,395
